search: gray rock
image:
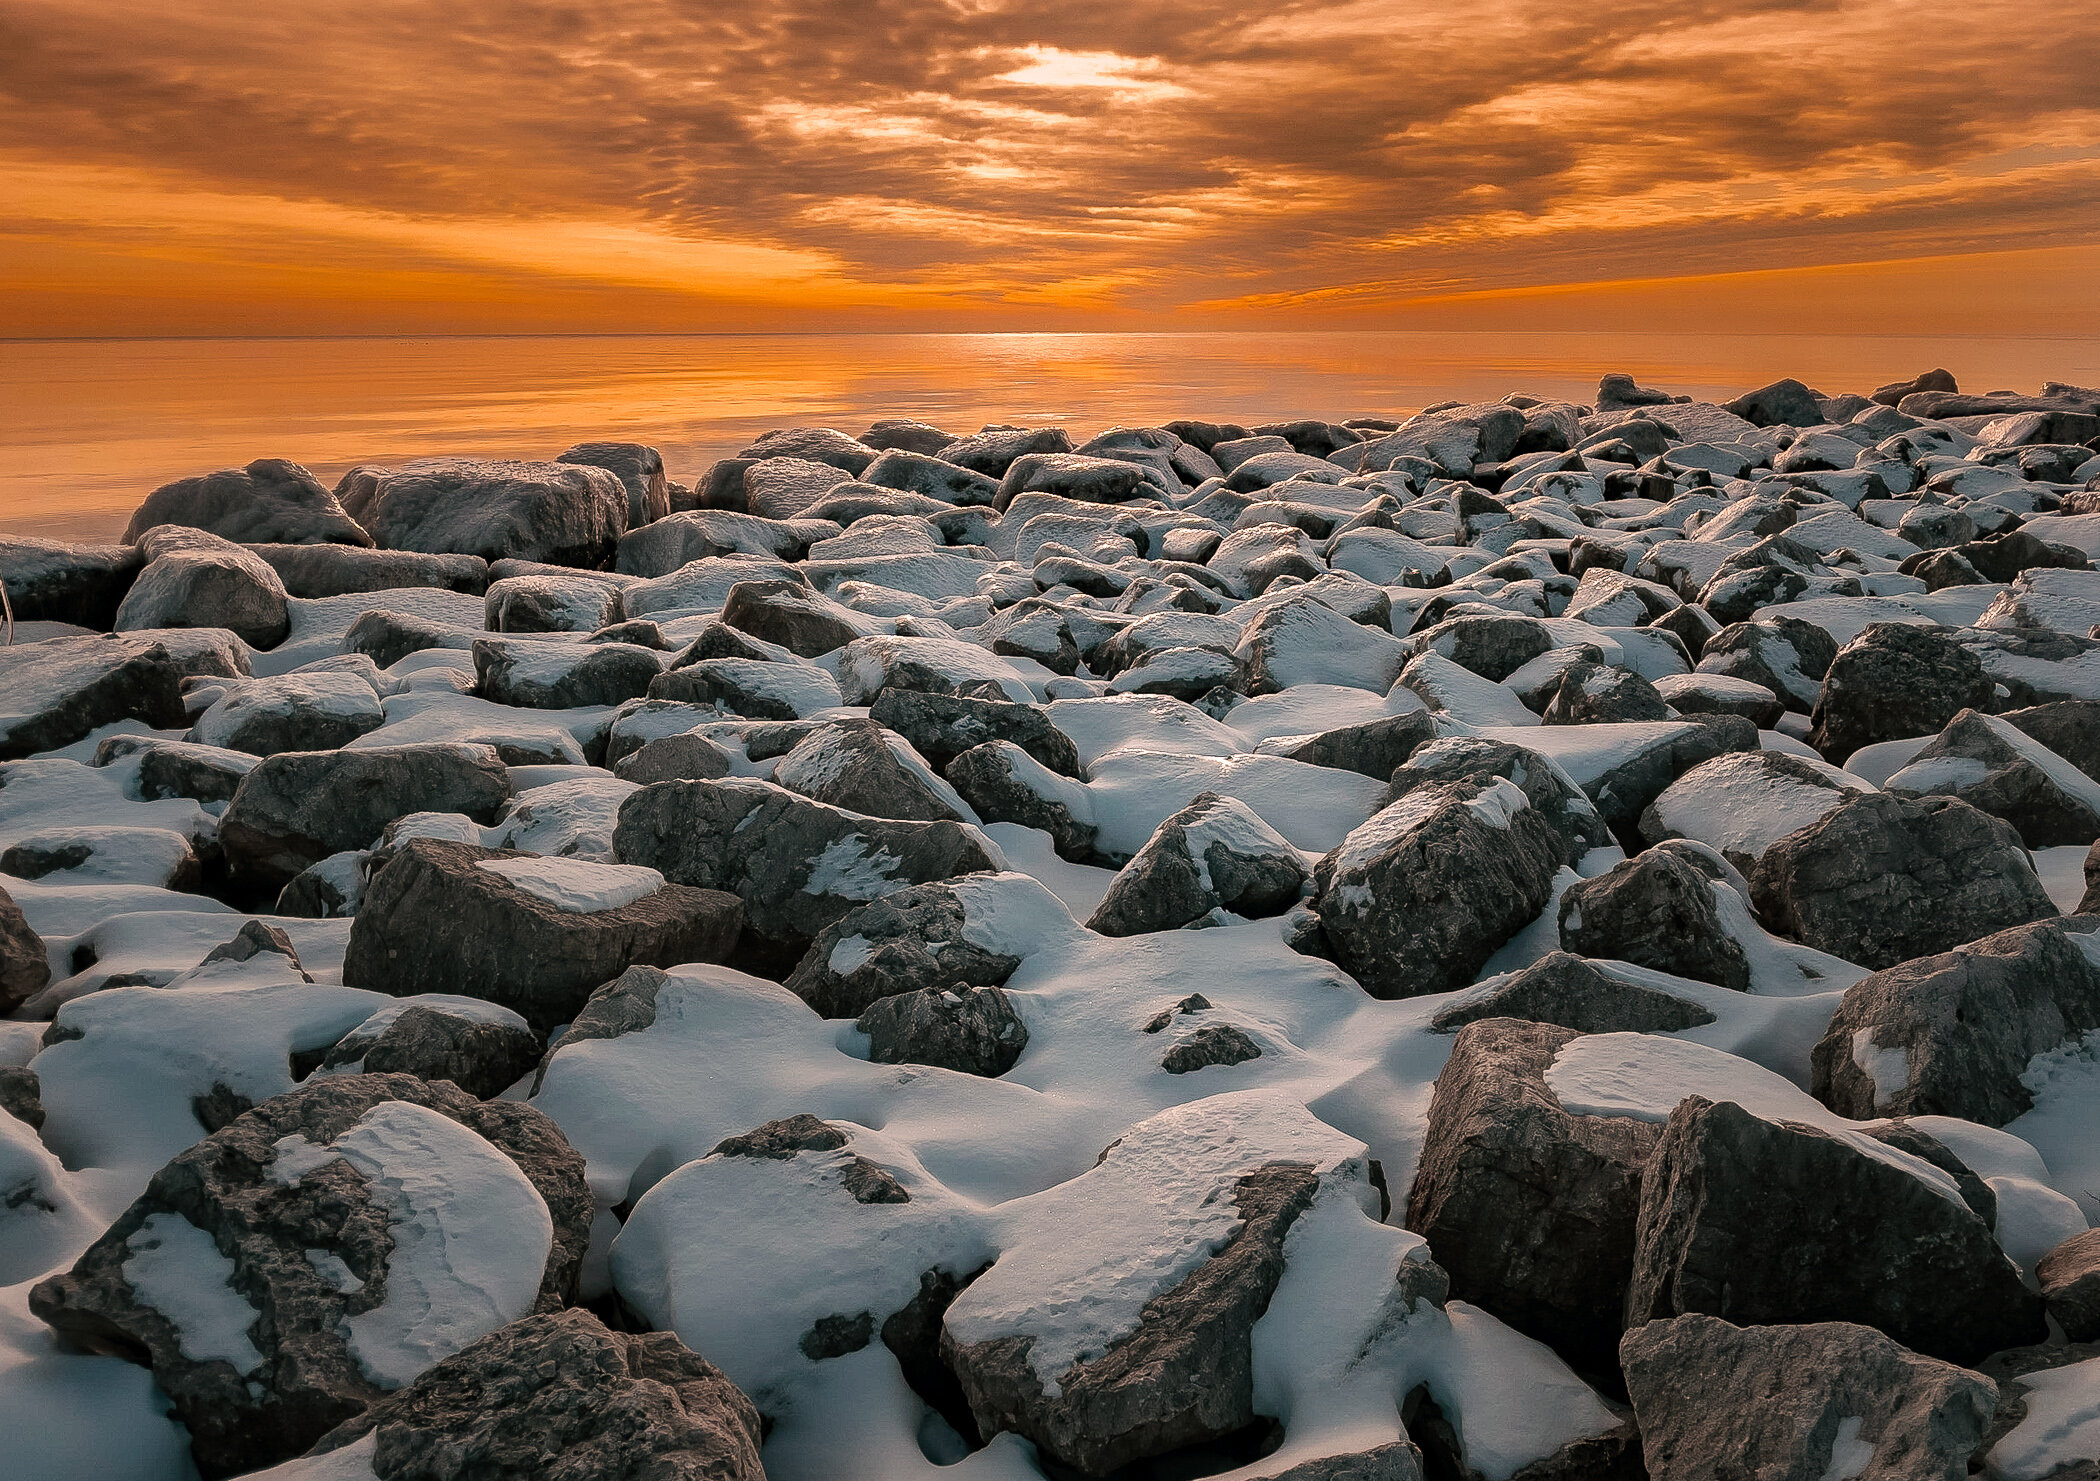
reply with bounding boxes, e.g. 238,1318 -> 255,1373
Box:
862,448 -> 1000,504
2,826 -> 204,892
341,608 -> 470,668
483,573 -> 621,633
0,535 -> 142,627
1723,378 -> 1826,427
1748,791 -> 2057,969
738,426 -> 878,476
647,655 -> 843,720
219,743 -> 512,890
1315,779 -> 1565,999
1408,613 -> 1557,682
947,740 -> 1098,861
868,687 -> 1082,777
719,577 -> 872,656
1,632 -> 242,761
784,880 -> 1022,1018
1810,916 -> 2100,1124
2002,699 -> 2100,784
29,1073 -> 592,1477
614,510 -> 831,577
274,852 -> 370,920
1248,1443 -> 1425,1480
2038,1229 -> 2100,1342
1406,1018 -> 1659,1372
321,1002 -> 543,1100
861,418 -> 957,455
1619,1314 -> 1996,1481
978,598 -> 1082,676
1429,952 -> 1716,1035
347,458 -> 629,566
342,838 -> 742,1033
1696,615 -> 1837,712
0,882 -> 51,1015
1160,1022 -> 1262,1074
1974,1339 -> 2100,1481
1087,792 -> 1306,936
188,671 -> 386,756
1261,710 -> 1437,783
1626,1095 -> 2046,1363
0,1064 -> 43,1130
1810,623 -> 1995,763
612,777 -> 1001,968
741,457 -> 856,520
248,545 -> 486,599
124,459 -> 371,547
773,718 -> 967,823
472,638 -> 661,710
1384,736 -> 1610,866
940,425 -> 1075,478
1884,707 -> 2100,846
1558,850 -> 1750,991
857,984 -> 1028,1077
555,441 -> 670,530
1540,661 -> 1671,725
116,527 -> 290,650
299,1308 -> 764,1481
610,731 -> 736,785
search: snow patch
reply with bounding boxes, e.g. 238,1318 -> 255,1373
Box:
122,1212 -> 264,1375
479,857 -> 665,914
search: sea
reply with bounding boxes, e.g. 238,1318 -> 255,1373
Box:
5,330 -> 2097,542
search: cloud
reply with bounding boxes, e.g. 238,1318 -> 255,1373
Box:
0,0 -> 2093,331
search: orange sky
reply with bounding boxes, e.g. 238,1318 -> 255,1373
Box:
2,0 -> 2096,337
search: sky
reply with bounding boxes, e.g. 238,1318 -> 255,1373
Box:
2,0 -> 2096,338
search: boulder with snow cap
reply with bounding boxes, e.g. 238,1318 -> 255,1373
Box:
0,881 -> 51,1014
219,743 -> 512,890
472,638 -> 661,710
555,440 -> 670,529
1649,671 -> 1783,729
0,534 -> 142,627
857,984 -> 1029,1077
1619,1314 -> 1996,1481
783,877 -> 1037,1018
116,526 -> 290,650
1695,615 -> 1837,712
1810,915 -> 2100,1125
773,717 -> 974,823
718,576 -> 874,656
29,1072 -> 592,1477
611,776 -> 1002,969
1313,779 -> 1564,999
1087,792 -> 1307,936
946,738 -> 1099,860
1540,660 -> 1671,725
1428,952 -> 1715,1036
1,631 -> 247,759
1883,707 -> 2100,846
342,839 -> 741,1033
1407,613 -> 1557,682
344,458 -> 629,567
482,572 -> 621,633
867,686 -> 1083,777
319,1000 -> 543,1100
1809,622 -> 1996,763
188,669 -> 387,756
1637,748 -> 1872,874
1235,595 -> 1412,696
1558,849 -> 1751,991
1384,736 -> 1610,866
1748,791 -> 2057,969
1626,1095 -> 2046,1363
610,730 -> 735,784
837,633 -> 1034,706
647,654 -> 843,719
123,459 -> 372,547
1258,709 -> 1437,783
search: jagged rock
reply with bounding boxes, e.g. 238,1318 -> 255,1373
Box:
116,527 -> 290,650
1748,792 -> 2057,969
124,459 -> 372,547
867,687 -> 1082,778
1405,1018 -> 1658,1371
0,882 -> 52,1014
1384,736 -> 1610,866
612,777 -> 1001,968
1314,779 -> 1565,999
555,441 -> 670,529
947,739 -> 1099,860
1626,1096 -> 2047,1363
1884,707 -> 2100,846
718,577 -> 872,656
342,839 -> 742,1033
1558,850 -> 1751,991
1619,1314 -> 1997,1481
0,535 -> 142,627
1,632 -> 245,760
1696,616 -> 1837,712
1810,917 -> 2100,1124
1087,793 -> 1306,936
1540,661 -> 1670,725
29,1073 -> 592,1477
1160,1022 -> 1262,1074
220,743 -> 512,890
320,1001 -> 543,1100
856,984 -> 1028,1077
472,639 -> 661,710
344,458 -> 629,566
2038,1230 -> 2100,1342
783,879 -> 1024,1018
1429,952 -> 1716,1035
772,718 -> 972,823
1809,622 -> 1997,763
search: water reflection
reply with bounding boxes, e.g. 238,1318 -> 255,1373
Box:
5,330 -> 2095,539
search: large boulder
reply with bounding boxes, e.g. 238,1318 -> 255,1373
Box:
483,573 -> 621,633
0,881 -> 52,1014
1259,710 -> 1437,783
472,639 -> 661,710
318,999 -> 543,1101
345,459 -> 629,566
1557,850 -> 1750,991
1626,1096 -> 2047,1364
219,743 -> 513,890
1383,736 -> 1610,866
1696,616 -> 1837,713
116,527 -> 291,650
611,777 -> 1003,968
1235,595 -> 1412,695
1087,792 -> 1307,936
1809,623 -> 1996,763
772,718 -> 973,823
1884,708 -> 2100,846
96,733 -> 258,804
1405,1018 -> 1659,1372
555,441 -> 670,529
649,654 -> 844,719
718,577 -> 873,656
1619,1314 -> 1997,1481
1748,792 -> 2057,969
29,1073 -> 592,1477
1810,917 -> 2100,1125
0,535 -> 142,627
342,840 -> 742,1033
946,739 -> 1100,860
1313,779 -> 1565,999
0,633 -> 205,760
1637,748 -> 1872,874
1428,952 -> 1716,1036
123,459 -> 371,546
782,879 -> 1027,1018
867,687 -> 1082,777
247,544 -> 486,599
837,634 -> 1034,706
189,670 -> 388,756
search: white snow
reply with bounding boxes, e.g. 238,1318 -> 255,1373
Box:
479,856 -> 665,913
1849,1030 -> 1910,1106
122,1212 -> 265,1374
1988,1357 -> 2100,1481
1816,1415 -> 1873,1481
800,835 -> 908,899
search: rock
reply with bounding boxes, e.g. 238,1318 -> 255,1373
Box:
123,460 -> 371,546
116,527 -> 291,650
1409,613 -> 1557,682
342,839 -> 743,1033
1313,779 -> 1564,999
1723,378 -> 1826,427
861,448 -> 1000,504
1597,373 -> 1685,411
1619,1314 -> 1996,1481
291,1308 -> 764,1481
1259,710 -> 1437,783
856,984 -> 1028,1077
1558,850 -> 1750,991
1650,671 -> 1783,729
1638,748 -> 1871,874
783,880 -> 1025,1018
219,743 -> 513,890
773,718 -> 972,823
347,459 -> 629,566
648,654 -> 843,719
1405,1019 -> 1659,1371
483,573 -> 621,633
320,1001 -> 543,1100
0,1063 -> 43,1129
2001,699 -> 2100,784
610,731 -> 736,785
1384,736 -> 1611,866
2038,1230 -> 2100,1342
0,632 -> 239,761
555,441 -> 670,529
861,418 -> 957,454
867,687 -> 1082,778
1625,1095 -> 2047,1363
611,777 -> 1002,968
1429,952 -> 1716,1035
1087,792 -> 1307,935
1872,368 -> 1958,406
341,608 -> 469,668
940,425 -> 1074,478
94,734 -> 257,803
947,739 -> 1099,860
1883,707 -> 2100,846
1972,1340 -> 2100,1481
189,670 -> 387,756
0,535 -> 142,627
737,426 -> 878,476
1748,791 -> 2057,969
1160,1021 -> 1262,1073
0,882 -> 51,1015
837,634 -> 1032,706
1809,623 -> 1996,763
1540,661 -> 1670,725
719,577 -> 872,656
248,545 -> 487,599
1237,595 -> 1412,695
1696,615 -> 1837,712
1810,917 -> 2100,1124
615,511 -> 829,577
29,1073 -> 592,1477
472,639 -> 661,710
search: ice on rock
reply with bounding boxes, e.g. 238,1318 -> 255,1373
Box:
121,1211 -> 267,1374
477,856 -> 665,913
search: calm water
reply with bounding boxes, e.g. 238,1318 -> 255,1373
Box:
5,331 -> 2097,541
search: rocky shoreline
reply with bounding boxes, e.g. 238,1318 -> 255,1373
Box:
3,368 -> 2100,1480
